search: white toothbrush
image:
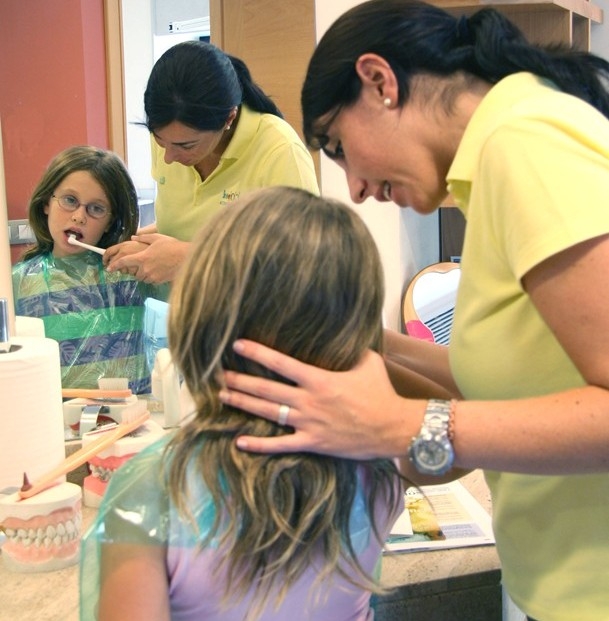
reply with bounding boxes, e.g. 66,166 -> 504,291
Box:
67,234 -> 106,256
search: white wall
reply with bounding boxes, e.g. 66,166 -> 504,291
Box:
122,0 -> 155,197
314,2 -> 439,332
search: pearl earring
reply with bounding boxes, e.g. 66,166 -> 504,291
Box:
383,98 -> 392,108
225,124 -> 232,132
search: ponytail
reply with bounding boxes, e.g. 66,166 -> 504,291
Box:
228,55 -> 283,118
454,9 -> 609,118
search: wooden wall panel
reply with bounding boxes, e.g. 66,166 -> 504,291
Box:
210,0 -> 318,178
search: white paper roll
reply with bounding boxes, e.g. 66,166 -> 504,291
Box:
15,316 -> 45,337
0,336 -> 65,491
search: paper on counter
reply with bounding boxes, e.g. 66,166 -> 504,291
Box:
390,506 -> 414,537
385,480 -> 495,553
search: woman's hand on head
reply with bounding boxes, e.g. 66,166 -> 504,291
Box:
221,340 -> 419,459
105,234 -> 190,284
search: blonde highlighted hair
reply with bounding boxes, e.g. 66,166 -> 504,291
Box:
166,186 -> 399,617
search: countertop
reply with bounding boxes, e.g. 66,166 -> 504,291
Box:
381,470 -> 497,587
2,388 -> 499,619
0,470 -> 499,621
376,471 -> 502,621
0,505 -> 95,621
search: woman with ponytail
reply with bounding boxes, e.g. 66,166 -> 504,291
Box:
219,2 -> 609,620
104,41 -> 319,285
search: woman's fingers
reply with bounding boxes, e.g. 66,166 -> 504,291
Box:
235,429 -> 315,454
231,339 -> 317,387
222,341 -> 412,459
219,382 -> 300,424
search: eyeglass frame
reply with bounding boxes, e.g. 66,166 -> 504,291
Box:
51,194 -> 112,220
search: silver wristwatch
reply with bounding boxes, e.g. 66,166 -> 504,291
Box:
409,399 -> 455,476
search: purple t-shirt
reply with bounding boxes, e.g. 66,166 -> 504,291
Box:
80,441 -> 403,621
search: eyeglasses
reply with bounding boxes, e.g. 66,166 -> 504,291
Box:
52,194 -> 111,220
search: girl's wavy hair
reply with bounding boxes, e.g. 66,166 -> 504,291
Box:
302,0 -> 609,150
143,40 -> 282,132
23,146 -> 138,260
166,186 -> 400,619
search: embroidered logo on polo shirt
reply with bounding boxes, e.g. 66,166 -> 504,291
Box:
222,190 -> 240,202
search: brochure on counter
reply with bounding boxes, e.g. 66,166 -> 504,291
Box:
385,480 -> 495,553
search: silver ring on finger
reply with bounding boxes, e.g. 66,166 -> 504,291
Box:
277,404 -> 290,426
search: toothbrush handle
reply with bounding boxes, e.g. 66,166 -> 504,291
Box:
84,244 -> 106,256
18,411 -> 150,500
68,236 -> 106,255
77,240 -> 106,255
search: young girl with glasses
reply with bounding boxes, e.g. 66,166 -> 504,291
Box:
12,146 -> 164,393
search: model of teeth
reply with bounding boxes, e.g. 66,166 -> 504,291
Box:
0,482 -> 82,573
82,420 -> 167,508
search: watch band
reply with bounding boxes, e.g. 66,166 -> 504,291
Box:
427,399 -> 456,441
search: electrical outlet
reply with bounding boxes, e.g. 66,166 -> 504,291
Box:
8,219 -> 35,245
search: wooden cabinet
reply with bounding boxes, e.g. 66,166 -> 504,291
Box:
209,0 -> 319,180
432,0 -> 602,50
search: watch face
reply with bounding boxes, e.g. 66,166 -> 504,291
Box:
410,436 -> 454,475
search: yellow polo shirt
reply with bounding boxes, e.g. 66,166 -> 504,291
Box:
447,73 -> 609,621
151,105 -> 319,241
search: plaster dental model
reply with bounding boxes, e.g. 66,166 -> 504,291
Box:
82,419 -> 167,507
0,482 -> 82,573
